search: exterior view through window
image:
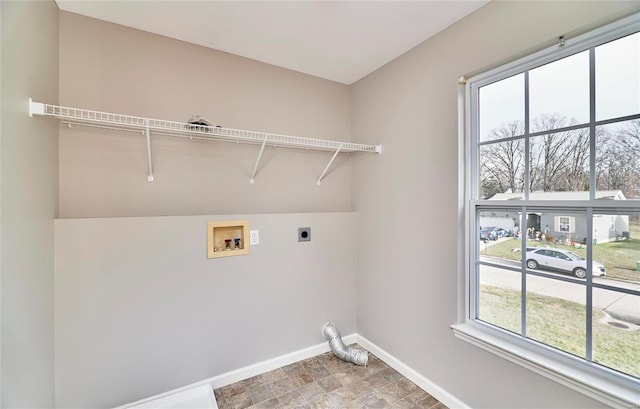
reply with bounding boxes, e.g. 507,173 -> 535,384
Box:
467,15 -> 640,390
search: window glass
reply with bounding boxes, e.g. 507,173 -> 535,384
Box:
596,32 -> 640,121
526,277 -> 586,358
529,129 -> 590,196
479,140 -> 525,200
592,289 -> 640,378
530,51 -> 590,127
524,210 -> 588,273
595,120 -> 640,199
590,210 -> 640,380
591,211 -> 640,286
479,73 -> 525,142
478,265 -> 522,334
478,209 -> 522,268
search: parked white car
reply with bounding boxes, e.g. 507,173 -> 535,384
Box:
525,247 -> 606,279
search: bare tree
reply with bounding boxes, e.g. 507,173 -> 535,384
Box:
560,130 -> 590,191
480,121 -> 524,198
596,119 -> 640,198
529,114 -> 588,192
480,117 -> 639,199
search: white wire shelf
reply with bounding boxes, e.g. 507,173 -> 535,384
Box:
29,99 -> 381,184
29,99 -> 381,153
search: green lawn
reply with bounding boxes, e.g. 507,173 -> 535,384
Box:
481,220 -> 640,282
479,285 -> 640,378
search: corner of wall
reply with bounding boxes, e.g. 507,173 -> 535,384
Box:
1,0 -> 59,407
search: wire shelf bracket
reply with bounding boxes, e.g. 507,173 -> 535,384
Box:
250,137 -> 268,184
144,121 -> 154,182
317,144 -> 343,186
29,99 -> 382,184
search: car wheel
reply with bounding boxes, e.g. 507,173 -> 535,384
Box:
573,267 -> 587,279
526,259 -> 538,269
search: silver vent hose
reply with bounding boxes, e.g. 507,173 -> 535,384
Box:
322,322 -> 368,366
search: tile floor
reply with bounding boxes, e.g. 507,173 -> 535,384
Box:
214,345 -> 448,409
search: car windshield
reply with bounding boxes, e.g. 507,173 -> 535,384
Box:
565,251 -> 584,261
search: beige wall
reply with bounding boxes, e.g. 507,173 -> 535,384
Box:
352,1 -> 639,408
55,212 -> 358,408
11,2 -> 637,408
55,11 -> 361,408
0,1 -> 59,406
58,11 -> 354,218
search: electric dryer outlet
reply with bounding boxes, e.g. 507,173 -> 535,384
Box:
298,227 -> 311,242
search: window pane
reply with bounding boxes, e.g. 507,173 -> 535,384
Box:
592,289 -> 640,379
480,140 -> 525,199
524,210 -> 590,277
526,276 -> 587,358
530,51 -> 590,127
529,129 -> 590,196
478,265 -> 522,334
596,120 -> 640,199
479,74 -> 525,142
591,211 -> 640,285
479,209 -> 522,268
596,32 -> 640,121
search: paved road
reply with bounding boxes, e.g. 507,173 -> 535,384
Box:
479,255 -> 640,326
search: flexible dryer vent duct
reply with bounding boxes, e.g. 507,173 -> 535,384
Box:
322,322 -> 368,366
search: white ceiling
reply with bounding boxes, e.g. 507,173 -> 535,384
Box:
55,1 -> 488,85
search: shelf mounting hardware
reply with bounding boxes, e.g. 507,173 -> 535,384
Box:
145,121 -> 154,182
250,137 -> 268,184
29,98 -> 45,117
317,144 -> 343,186
28,99 -> 382,184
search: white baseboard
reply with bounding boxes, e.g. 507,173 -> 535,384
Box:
206,333 -> 357,389
117,333 -> 467,409
355,334 -> 470,409
116,334 -> 357,408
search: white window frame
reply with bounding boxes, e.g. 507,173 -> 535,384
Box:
453,13 -> 640,408
555,216 -> 575,234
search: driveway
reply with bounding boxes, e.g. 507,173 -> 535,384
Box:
479,236 -> 511,249
479,257 -> 640,326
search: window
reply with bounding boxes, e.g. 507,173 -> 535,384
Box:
555,216 -> 574,233
455,13 -> 640,407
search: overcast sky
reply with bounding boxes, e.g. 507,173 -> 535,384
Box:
479,32 -> 639,141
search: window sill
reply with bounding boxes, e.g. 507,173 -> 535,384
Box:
451,322 -> 639,409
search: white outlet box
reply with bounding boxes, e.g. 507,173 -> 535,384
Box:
249,230 -> 259,245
